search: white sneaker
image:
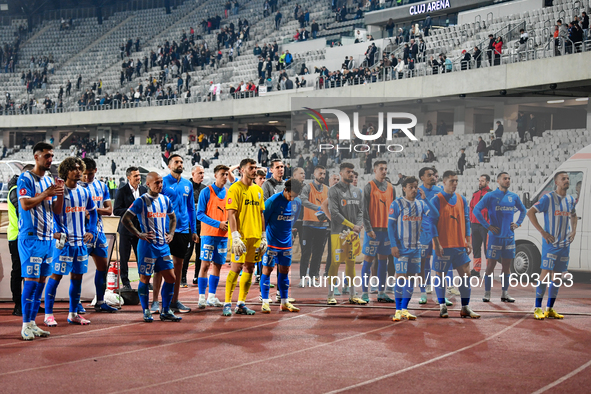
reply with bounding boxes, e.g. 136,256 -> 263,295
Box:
207,297 -> 224,307
426,285 -> 433,294
30,323 -> 50,337
198,299 -> 207,309
298,279 -> 305,288
447,286 -> 461,296
21,325 -> 35,341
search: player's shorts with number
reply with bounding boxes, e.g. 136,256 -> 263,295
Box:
419,240 -> 434,258
200,235 -> 228,265
486,234 -> 516,259
137,240 -> 174,276
88,232 -> 109,258
541,242 -> 570,272
18,238 -> 54,279
331,234 -> 355,265
52,245 -> 89,275
262,247 -> 292,268
395,249 -> 421,275
362,230 -> 391,257
230,237 -> 262,264
432,247 -> 471,272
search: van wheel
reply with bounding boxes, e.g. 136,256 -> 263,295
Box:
512,244 -> 540,276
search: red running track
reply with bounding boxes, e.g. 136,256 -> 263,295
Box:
1,271 -> 591,393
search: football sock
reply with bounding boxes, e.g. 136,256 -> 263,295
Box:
138,281 -> 149,311
535,282 -> 547,308
95,270 -> 107,303
484,274 -> 492,292
22,280 -> 37,324
502,273 -> 510,291
208,275 -> 220,297
44,277 -> 60,315
377,259 -> 387,293
238,272 -> 253,302
198,277 -> 208,295
458,280 -> 471,307
225,270 -> 239,304
547,282 -> 559,308
69,279 -> 82,313
402,280 -> 414,309
161,281 -> 174,313
31,281 -> 45,321
394,282 -> 402,310
278,272 -> 289,302
260,273 -> 270,301
361,260 -> 372,293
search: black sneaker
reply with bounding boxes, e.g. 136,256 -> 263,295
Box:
121,283 -> 133,291
148,283 -> 153,291
181,278 -> 188,288
192,277 -> 198,285
470,269 -> 480,278
12,306 -> 22,316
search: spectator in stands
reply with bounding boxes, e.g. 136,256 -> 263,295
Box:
275,10 -> 282,30
528,113 -> 537,138
436,120 -> 447,135
111,159 -> 117,175
487,34 -> 495,66
281,140 -> 289,158
517,29 -> 529,59
423,150 -> 435,163
461,50 -> 471,70
582,12 -> 589,41
493,36 -> 503,66
423,14 -> 432,37
458,148 -> 466,175
477,136 -> 486,162
385,18 -> 394,38
473,46 -> 482,68
285,50 -> 293,68
311,20 -> 319,39
517,111 -> 527,143
253,43 -> 262,56
494,120 -> 504,139
488,134 -> 503,156
557,20 -> 568,55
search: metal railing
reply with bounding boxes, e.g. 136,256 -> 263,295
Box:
3,37 -> 591,117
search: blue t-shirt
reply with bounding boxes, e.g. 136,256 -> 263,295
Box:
129,193 -> 174,248
162,174 -> 196,234
388,197 -> 438,249
196,183 -> 227,230
417,184 -> 442,241
473,188 -> 526,238
534,191 -> 577,248
17,171 -> 57,241
264,192 -> 296,249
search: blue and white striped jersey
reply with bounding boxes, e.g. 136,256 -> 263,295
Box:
388,197 -> 439,250
534,191 -> 577,247
80,179 -> 110,234
17,171 -> 57,241
55,185 -> 97,246
128,193 -> 174,246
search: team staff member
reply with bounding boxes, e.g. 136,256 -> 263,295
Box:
361,160 -> 395,303
81,158 -> 118,313
153,154 -> 198,314
223,158 -> 267,316
527,171 -> 577,320
183,164 -> 206,287
260,179 -> 303,313
196,165 -> 229,308
473,172 -> 526,303
122,172 -> 180,322
18,142 -> 64,341
113,166 -> 147,290
43,157 -> 98,327
326,163 -> 366,305
262,159 -> 285,199
299,166 -> 330,287
8,175 -> 22,316
431,171 -> 479,319
388,177 -> 439,321
469,174 -> 491,278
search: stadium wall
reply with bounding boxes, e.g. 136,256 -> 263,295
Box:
458,0 -> 545,26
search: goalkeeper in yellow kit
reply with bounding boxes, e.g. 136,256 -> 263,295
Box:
223,158 -> 267,316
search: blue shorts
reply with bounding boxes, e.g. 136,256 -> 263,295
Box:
486,234 -> 516,259
420,240 -> 433,258
88,232 -> 109,259
138,240 -> 174,277
262,247 -> 292,268
52,245 -> 89,275
18,238 -> 54,279
541,242 -> 570,272
395,249 -> 421,275
362,231 -> 391,256
200,236 -> 228,265
432,247 -> 471,273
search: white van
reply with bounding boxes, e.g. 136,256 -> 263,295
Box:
513,145 -> 587,275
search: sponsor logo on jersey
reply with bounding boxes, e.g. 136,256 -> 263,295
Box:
65,206 -> 87,213
389,207 -> 394,215
402,215 -> 421,221
341,199 -> 360,206
277,215 -> 294,221
19,188 -> 27,196
245,199 -> 260,206
495,206 -> 515,211
30,257 -> 43,263
554,210 -> 570,217
228,198 -> 232,204
92,196 -> 103,202
147,212 -> 167,218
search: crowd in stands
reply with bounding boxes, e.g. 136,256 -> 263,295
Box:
1,37 -> 21,73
